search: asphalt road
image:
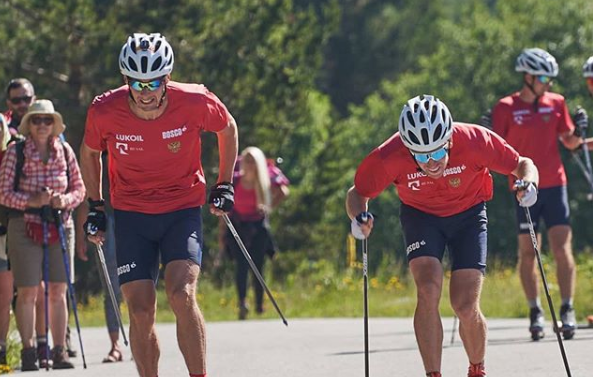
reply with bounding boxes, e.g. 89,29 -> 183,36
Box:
13,317 -> 593,376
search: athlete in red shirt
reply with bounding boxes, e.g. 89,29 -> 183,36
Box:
346,95 -> 539,377
80,33 -> 238,377
491,48 -> 582,341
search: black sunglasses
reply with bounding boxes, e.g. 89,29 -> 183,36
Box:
9,96 -> 33,105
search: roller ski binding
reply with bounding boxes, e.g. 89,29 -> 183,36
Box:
529,307 -> 545,341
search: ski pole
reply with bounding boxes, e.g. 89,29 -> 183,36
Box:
523,206 -> 572,376
53,210 -> 87,369
96,244 -> 128,346
572,153 -> 593,200
221,213 -> 288,326
362,237 -> 369,377
450,316 -> 458,346
41,218 -> 50,371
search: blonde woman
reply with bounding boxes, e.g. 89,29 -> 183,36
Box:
222,146 -> 289,320
0,114 -> 12,367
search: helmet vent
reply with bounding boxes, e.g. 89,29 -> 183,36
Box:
407,131 -> 420,145
419,111 -> 426,123
128,57 -> 138,72
155,40 -> 162,51
152,57 -> 163,71
430,107 -> 437,122
141,56 -> 148,73
406,111 -> 415,126
421,128 -> 429,145
433,124 -> 443,141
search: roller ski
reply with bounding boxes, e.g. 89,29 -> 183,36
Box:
554,304 -> 576,340
529,307 -> 545,341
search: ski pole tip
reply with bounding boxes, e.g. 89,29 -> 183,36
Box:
283,319 -> 288,327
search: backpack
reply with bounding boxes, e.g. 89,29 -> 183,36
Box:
0,140 -> 70,227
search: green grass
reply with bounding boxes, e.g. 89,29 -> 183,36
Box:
77,253 -> 593,324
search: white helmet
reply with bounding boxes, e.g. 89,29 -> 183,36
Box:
583,56 -> 593,78
398,95 -> 453,153
515,48 -> 558,77
119,33 -> 174,80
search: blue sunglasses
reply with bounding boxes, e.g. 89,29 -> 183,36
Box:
410,145 -> 448,164
536,75 -> 553,85
128,78 -> 164,92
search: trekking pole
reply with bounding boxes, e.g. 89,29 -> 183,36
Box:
362,237 -> 369,377
221,213 -> 288,326
450,316 -> 458,346
96,244 -> 128,346
572,153 -> 593,200
522,206 -> 572,376
41,218 -> 50,371
53,210 -> 87,369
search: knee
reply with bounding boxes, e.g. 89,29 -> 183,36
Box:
415,280 -> 442,309
17,287 -> 38,304
451,300 -> 480,322
48,284 -> 67,304
167,286 -> 196,314
127,299 -> 156,325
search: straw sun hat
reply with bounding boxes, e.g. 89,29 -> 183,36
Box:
18,99 -> 66,137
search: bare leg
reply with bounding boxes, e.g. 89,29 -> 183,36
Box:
35,282 -> 46,342
409,257 -> 443,374
518,234 -> 541,302
165,260 -> 205,374
122,280 -> 159,377
15,287 -> 38,348
0,271 -> 13,344
48,283 -> 68,347
450,269 -> 487,364
547,226 -> 575,301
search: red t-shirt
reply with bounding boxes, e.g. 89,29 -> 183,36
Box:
354,123 -> 520,217
84,81 -> 230,213
492,92 -> 574,189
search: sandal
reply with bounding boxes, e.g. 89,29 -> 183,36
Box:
102,348 -> 123,363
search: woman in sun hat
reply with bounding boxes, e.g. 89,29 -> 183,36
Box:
0,99 -> 85,371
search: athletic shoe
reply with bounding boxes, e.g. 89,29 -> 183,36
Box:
0,347 -> 6,365
560,304 -> 576,329
238,303 -> 249,320
66,326 -> 78,357
21,347 -> 39,372
468,362 -> 486,376
529,306 -> 545,340
51,346 -> 74,369
425,372 -> 442,377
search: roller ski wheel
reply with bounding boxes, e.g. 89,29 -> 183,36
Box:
530,326 -> 545,341
529,307 -> 545,341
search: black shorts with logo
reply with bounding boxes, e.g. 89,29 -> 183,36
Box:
399,202 -> 488,273
114,206 -> 203,285
515,185 -> 570,234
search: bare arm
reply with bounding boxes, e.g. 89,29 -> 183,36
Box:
79,143 -> 103,202
216,116 -> 238,183
346,186 -> 370,220
510,156 -> 539,186
345,186 -> 374,238
560,131 -> 583,151
271,184 -> 289,209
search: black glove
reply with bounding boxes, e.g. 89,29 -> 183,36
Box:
84,208 -> 106,236
208,182 -> 235,212
479,109 -> 492,129
573,106 -> 588,137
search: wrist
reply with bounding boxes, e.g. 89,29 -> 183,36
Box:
88,198 -> 105,209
